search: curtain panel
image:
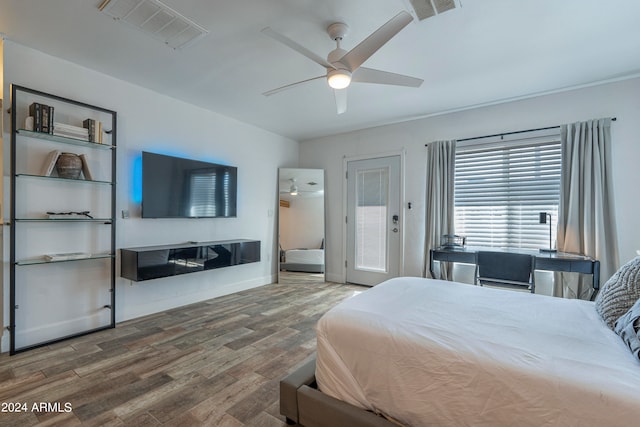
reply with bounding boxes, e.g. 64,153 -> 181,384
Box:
556,118 -> 619,299
424,139 -> 456,279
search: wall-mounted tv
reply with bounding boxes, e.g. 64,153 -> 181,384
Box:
142,151 -> 237,218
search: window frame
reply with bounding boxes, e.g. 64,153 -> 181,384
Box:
453,128 -> 561,250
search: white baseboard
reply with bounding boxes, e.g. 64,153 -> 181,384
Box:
117,274 -> 273,323
1,313 -> 110,353
0,330 -> 10,354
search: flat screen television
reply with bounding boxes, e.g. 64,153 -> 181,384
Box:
142,151 -> 237,218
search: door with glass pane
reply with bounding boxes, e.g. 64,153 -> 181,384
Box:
346,156 -> 401,286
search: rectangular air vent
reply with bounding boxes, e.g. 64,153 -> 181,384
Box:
98,0 -> 209,49
409,0 -> 458,21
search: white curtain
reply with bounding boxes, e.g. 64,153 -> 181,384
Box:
424,140 -> 456,279
556,118 -> 619,299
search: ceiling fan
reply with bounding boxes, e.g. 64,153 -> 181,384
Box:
279,178 -> 323,196
262,10 -> 423,114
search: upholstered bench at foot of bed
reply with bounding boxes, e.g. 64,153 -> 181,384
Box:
279,356 -> 396,427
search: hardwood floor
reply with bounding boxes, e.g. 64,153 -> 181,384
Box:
0,274 -> 366,426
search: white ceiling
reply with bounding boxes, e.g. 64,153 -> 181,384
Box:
1,0 -> 639,141
279,168 -> 324,201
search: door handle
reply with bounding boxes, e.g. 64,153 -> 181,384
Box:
392,214 -> 399,224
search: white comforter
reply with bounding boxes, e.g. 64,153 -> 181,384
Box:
315,277 -> 640,427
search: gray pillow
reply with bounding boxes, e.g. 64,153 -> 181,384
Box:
614,297 -> 640,360
594,256 -> 640,329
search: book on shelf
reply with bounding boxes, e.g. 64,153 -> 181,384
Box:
44,252 -> 92,262
28,102 -> 54,133
41,105 -> 50,134
53,122 -> 89,141
52,131 -> 89,141
53,122 -> 89,133
83,118 -> 96,142
29,102 -> 41,132
79,154 -> 93,180
49,106 -> 55,134
40,150 -> 61,176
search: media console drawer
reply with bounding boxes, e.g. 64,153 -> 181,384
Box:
120,239 -> 260,281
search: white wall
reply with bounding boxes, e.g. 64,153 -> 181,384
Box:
301,77 -> 640,284
1,41 -> 299,351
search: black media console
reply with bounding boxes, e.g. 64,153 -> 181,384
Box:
120,239 -> 260,281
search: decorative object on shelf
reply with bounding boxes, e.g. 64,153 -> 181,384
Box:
55,152 -> 83,179
79,154 -> 94,180
44,252 -> 92,262
539,212 -> 557,253
25,116 -> 34,131
441,234 -> 466,248
46,211 -> 94,219
40,150 -> 62,176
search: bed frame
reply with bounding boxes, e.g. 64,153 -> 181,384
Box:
280,356 -> 396,427
280,263 -> 325,273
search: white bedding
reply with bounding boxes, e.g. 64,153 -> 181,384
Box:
315,277 -> 640,427
284,249 -> 324,265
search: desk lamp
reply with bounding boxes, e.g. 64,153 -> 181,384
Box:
539,212 -> 557,253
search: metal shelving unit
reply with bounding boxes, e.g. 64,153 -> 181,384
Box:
9,84 -> 117,355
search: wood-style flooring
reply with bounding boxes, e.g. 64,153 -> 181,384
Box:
0,273 -> 366,426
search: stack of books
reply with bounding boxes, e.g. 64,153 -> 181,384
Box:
28,102 -> 54,133
53,122 -> 89,141
83,118 -> 103,143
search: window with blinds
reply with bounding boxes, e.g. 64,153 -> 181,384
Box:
454,130 -> 561,250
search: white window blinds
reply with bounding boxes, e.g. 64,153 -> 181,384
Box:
454,130 -> 561,250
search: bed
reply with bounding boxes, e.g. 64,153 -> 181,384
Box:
280,276 -> 640,426
280,248 -> 325,273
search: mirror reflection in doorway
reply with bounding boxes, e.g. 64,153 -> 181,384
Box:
278,168 -> 325,285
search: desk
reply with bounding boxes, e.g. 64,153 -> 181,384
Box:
429,246 -> 600,293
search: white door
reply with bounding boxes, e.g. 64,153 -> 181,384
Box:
346,156 -> 401,286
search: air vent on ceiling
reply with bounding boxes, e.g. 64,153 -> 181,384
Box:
98,0 -> 209,49
409,0 -> 459,21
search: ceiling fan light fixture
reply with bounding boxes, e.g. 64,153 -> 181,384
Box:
327,69 -> 352,89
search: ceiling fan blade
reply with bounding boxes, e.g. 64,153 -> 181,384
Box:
352,67 -> 423,87
262,75 -> 325,96
334,89 -> 347,114
338,11 -> 413,72
262,27 -> 336,70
